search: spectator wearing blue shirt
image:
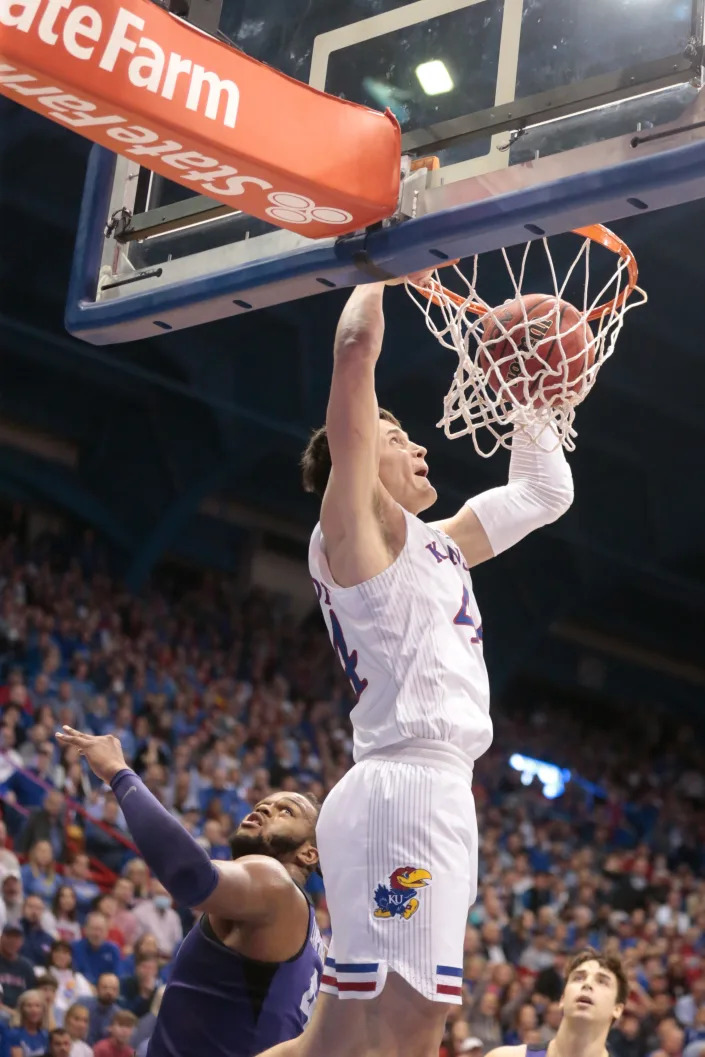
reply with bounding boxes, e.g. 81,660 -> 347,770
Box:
71,915 -> 121,986
18,896 -> 53,968
7,989 -> 49,1057
0,925 -> 36,1009
200,820 -> 230,861
63,855 -> 100,919
28,675 -> 54,714
171,704 -> 202,741
109,704 -> 136,763
685,1004 -> 705,1049
81,974 -> 123,1046
197,769 -> 243,818
19,843 -> 59,904
676,977 -> 705,1027
117,934 -> 167,984
69,661 -> 94,708
83,696 -> 111,736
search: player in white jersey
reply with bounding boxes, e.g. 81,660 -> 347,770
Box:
258,277 -> 574,1057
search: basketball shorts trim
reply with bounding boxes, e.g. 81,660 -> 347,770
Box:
316,754 -> 478,1004
319,956 -> 466,1001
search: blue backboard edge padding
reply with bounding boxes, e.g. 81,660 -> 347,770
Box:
65,147 -> 118,313
66,138 -> 705,345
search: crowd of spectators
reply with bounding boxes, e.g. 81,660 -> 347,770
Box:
0,523 -> 703,1057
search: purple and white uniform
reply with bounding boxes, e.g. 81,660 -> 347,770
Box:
147,899 -> 324,1056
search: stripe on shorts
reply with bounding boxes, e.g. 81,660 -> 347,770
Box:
321,977 -> 377,993
436,965 -> 464,997
326,959 -> 379,973
322,959 -> 380,994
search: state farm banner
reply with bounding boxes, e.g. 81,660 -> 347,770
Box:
0,0 -> 401,237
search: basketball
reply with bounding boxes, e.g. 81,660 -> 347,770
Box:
477,294 -> 595,407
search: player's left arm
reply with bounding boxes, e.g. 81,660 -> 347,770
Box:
194,856 -> 297,922
431,424 -> 574,568
54,729 -> 297,923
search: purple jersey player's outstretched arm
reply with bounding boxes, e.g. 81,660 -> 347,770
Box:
55,727 -> 312,940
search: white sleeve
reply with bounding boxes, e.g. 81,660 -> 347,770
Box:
41,909 -> 58,938
466,424 -> 574,556
76,974 -> 94,997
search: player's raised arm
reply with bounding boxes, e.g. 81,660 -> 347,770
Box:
322,282 -> 386,531
432,423 -> 574,568
55,729 -> 308,926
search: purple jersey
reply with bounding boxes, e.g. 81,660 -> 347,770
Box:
147,898 -> 324,1057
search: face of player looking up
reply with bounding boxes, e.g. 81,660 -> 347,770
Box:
230,792 -> 318,870
561,959 -> 624,1026
377,420 -> 437,515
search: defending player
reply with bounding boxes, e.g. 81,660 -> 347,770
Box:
55,727 -> 324,1057
260,278 -> 574,1057
485,948 -> 627,1057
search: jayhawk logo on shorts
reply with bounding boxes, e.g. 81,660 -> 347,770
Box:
373,866 -> 432,920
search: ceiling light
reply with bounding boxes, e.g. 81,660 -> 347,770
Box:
415,60 -> 454,96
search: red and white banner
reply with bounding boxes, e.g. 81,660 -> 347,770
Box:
0,0 -> 401,237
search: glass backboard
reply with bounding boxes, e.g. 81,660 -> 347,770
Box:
307,0 -> 697,175
121,0 -> 701,265
67,0 -> 705,343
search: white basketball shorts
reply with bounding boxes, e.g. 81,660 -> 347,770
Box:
316,745 -> 478,1004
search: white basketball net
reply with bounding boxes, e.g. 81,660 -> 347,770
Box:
404,227 -> 648,456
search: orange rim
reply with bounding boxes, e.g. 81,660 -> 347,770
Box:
411,224 -> 640,323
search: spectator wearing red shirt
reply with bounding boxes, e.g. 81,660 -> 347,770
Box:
92,1010 -> 138,1057
47,888 -> 82,945
110,878 -> 139,952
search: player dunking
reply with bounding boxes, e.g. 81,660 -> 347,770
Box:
260,278 -> 574,1057
55,728 -> 325,1057
485,948 -> 628,1057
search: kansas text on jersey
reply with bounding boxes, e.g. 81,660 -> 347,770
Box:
309,508 -> 493,764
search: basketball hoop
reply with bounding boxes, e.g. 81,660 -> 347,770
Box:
404,224 -> 648,456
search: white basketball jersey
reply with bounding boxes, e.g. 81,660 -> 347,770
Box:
308,508 -> 493,765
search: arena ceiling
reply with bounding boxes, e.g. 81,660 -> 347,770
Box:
1,93 -> 705,716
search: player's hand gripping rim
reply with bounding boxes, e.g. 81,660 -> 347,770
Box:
385,268 -> 436,287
